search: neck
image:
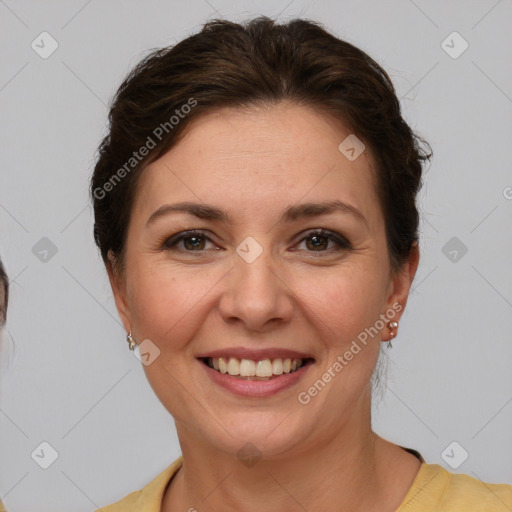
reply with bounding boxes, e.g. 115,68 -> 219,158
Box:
162,394 -> 408,512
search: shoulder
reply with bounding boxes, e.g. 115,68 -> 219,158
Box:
441,467 -> 512,509
399,463 -> 512,511
95,456 -> 183,512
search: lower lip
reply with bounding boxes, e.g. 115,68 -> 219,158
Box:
199,360 -> 313,398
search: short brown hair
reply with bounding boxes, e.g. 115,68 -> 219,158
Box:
91,16 -> 432,273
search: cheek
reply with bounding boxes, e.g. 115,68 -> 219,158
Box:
127,260 -> 220,348
295,263 -> 386,346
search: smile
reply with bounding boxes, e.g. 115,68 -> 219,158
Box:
198,355 -> 315,398
202,356 -> 308,380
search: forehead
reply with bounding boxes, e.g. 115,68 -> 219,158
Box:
134,103 -> 381,229
169,102 -> 368,168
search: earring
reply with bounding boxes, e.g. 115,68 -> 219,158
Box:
127,331 -> 137,351
387,321 -> 398,348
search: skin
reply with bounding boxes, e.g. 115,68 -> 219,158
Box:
108,102 -> 421,512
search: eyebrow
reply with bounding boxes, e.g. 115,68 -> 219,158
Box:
146,200 -> 368,227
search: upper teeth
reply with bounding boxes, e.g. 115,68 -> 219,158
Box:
210,357 -> 303,377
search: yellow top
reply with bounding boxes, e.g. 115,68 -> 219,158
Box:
96,450 -> 512,512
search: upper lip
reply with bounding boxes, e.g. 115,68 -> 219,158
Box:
196,347 -> 315,361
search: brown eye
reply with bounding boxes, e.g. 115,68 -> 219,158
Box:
306,235 -> 329,250
294,229 -> 352,254
183,235 -> 206,250
163,230 -> 217,252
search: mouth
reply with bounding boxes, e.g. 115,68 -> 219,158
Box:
198,356 -> 315,381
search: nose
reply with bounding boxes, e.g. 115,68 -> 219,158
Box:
218,250 -> 294,332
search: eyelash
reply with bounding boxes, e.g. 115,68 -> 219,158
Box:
162,229 -> 352,255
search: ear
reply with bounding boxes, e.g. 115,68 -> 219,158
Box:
106,251 -> 133,334
382,242 -> 420,338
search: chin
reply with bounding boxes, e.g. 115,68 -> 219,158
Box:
200,411 -> 313,461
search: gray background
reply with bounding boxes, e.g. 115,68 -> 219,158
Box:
1,0 -> 511,510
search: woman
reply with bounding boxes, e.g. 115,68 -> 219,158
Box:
91,17 -> 512,511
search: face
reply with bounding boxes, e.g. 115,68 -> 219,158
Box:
109,103 -> 418,460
